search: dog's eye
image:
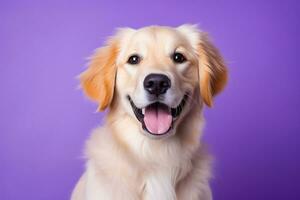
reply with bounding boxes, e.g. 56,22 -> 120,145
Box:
172,52 -> 186,64
127,54 -> 141,65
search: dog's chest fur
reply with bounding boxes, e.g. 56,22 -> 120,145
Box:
81,119 -> 211,200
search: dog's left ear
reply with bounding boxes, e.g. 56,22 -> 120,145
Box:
177,24 -> 228,107
197,33 -> 228,107
79,38 -> 119,111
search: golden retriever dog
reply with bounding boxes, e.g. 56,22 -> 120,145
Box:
71,24 -> 227,200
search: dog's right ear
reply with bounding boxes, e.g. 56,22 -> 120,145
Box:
79,38 -> 119,111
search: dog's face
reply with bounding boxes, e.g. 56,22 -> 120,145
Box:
80,25 -> 227,139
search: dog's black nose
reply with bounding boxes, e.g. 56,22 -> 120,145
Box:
143,73 -> 171,96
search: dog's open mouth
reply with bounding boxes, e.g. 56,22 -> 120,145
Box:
127,94 -> 188,136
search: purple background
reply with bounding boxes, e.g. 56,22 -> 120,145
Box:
1,0 -> 299,199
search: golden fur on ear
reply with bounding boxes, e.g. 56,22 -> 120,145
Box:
79,39 -> 118,111
198,33 -> 228,107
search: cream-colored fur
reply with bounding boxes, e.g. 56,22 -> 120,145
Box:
71,25 -> 227,200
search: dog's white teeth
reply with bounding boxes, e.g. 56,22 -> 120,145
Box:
142,108 -> 145,115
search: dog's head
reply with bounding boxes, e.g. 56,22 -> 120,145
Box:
80,25 -> 227,139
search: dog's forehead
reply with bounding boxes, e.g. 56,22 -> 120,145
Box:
136,26 -> 182,42
122,26 -> 189,53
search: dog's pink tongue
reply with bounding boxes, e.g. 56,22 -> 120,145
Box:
144,104 -> 172,135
